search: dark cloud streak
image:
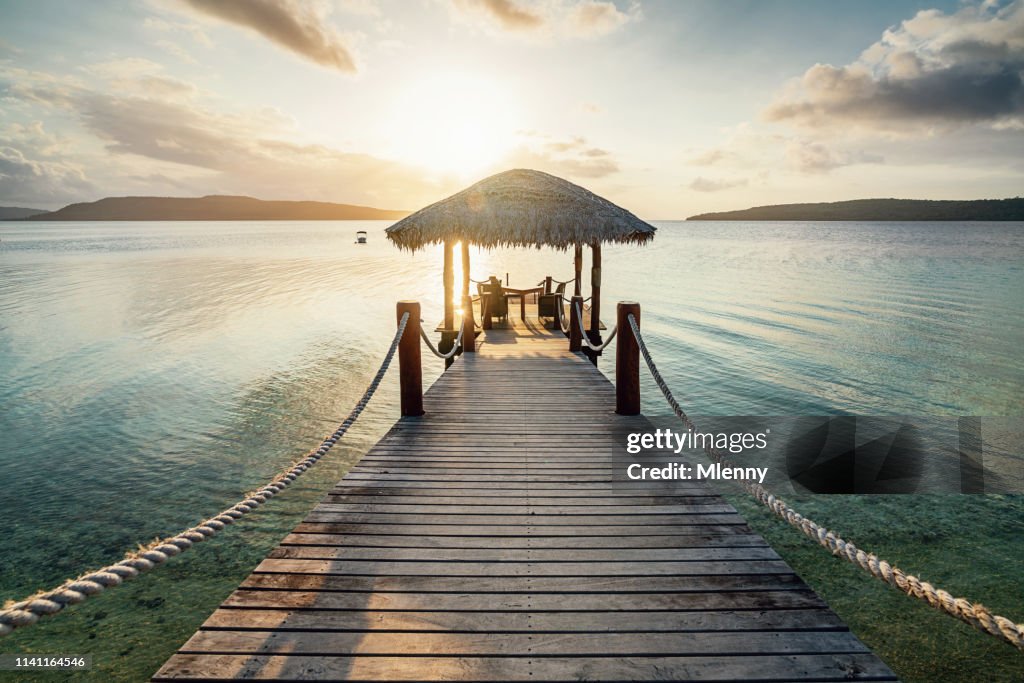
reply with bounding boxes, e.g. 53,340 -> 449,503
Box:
181,0 -> 357,73
457,0 -> 544,31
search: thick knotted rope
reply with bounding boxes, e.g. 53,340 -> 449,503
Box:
419,320 -> 465,359
0,312 -> 411,638
573,300 -> 617,352
554,297 -> 571,335
626,313 -> 1024,651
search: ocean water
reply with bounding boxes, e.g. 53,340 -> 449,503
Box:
0,220 -> 1022,677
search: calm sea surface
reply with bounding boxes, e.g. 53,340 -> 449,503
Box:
0,220 -> 1021,676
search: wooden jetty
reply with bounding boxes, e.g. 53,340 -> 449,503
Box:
154,308 -> 896,681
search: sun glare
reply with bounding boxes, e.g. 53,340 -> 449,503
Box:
386,72 -> 520,177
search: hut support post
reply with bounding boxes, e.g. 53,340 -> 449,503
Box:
460,241 -> 474,353
587,242 -> 602,365
573,244 -> 583,297
397,301 -> 424,417
461,242 -> 470,302
481,294 -> 492,330
616,302 -> 641,415
462,294 -> 475,353
443,240 -> 455,333
440,240 -> 456,367
569,295 -> 584,352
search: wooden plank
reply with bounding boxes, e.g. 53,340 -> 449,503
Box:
301,513 -> 748,526
178,630 -> 871,656
321,494 -> 720,505
153,654 -> 897,681
266,546 -> 783,562
312,503 -> 734,515
238,573 -> 811,593
199,607 -> 848,633
331,481 -> 699,491
253,558 -> 794,576
292,523 -> 754,536
279,533 -> 767,549
223,589 -> 827,612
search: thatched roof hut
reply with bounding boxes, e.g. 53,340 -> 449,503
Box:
386,168 -> 655,343
386,168 -> 656,250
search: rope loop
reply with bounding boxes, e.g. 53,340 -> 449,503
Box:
626,313 -> 1024,651
554,296 -> 571,334
572,300 -> 617,352
0,312 -> 410,637
419,319 -> 465,359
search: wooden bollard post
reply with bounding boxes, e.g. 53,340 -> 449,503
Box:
397,301 -> 423,417
616,302 -> 641,415
569,295 -> 584,352
462,294 -> 475,353
544,276 -> 553,295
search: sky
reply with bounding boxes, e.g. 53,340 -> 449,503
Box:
0,0 -> 1022,217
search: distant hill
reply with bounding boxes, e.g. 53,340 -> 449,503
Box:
0,206 -> 48,220
687,197 -> 1024,221
23,195 -> 408,221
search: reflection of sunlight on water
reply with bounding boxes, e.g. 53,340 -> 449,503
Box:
0,219 -> 1021,674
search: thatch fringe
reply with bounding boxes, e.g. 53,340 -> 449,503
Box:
386,169 -> 656,250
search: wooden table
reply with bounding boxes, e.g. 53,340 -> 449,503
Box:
502,286 -> 543,321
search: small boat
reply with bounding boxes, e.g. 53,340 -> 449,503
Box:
355,230 -> 367,244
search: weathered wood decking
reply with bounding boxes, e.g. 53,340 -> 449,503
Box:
154,319 -> 896,682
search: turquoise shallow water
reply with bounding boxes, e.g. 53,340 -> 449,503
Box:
0,220 -> 1021,678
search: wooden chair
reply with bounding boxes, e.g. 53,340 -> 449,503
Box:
478,278 -> 508,325
538,281 -> 566,327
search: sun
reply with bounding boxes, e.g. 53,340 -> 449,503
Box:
385,71 -> 520,177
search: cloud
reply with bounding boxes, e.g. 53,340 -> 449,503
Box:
765,0 -> 1024,130
785,140 -> 884,174
337,0 -> 381,17
689,148 -> 729,166
143,15 -> 213,48
2,120 -> 72,157
506,132 -> 619,177
785,141 -> 842,173
0,39 -> 21,57
0,63 -> 451,209
69,91 -> 434,204
453,0 -> 543,31
688,176 -> 747,193
543,135 -> 586,153
566,1 -> 632,37
0,145 -> 94,206
155,39 -> 200,65
449,0 -> 637,39
179,0 -> 358,73
80,57 -> 166,80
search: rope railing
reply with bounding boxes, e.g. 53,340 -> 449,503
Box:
419,319 -> 465,359
0,312 -> 411,638
573,300 -> 617,352
625,313 -> 1024,651
554,295 -> 571,334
